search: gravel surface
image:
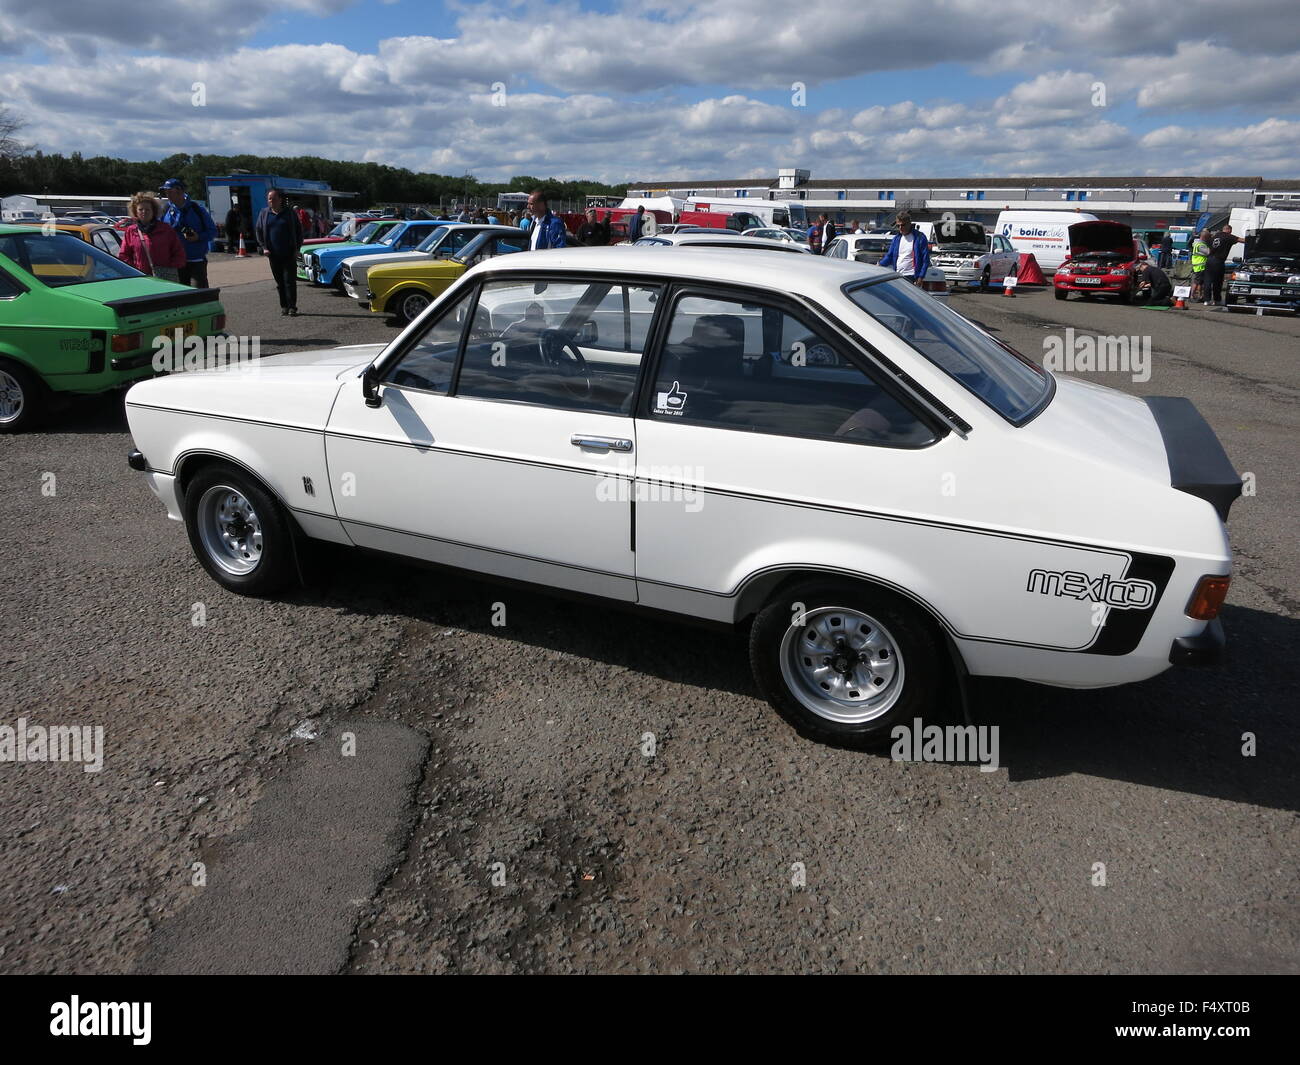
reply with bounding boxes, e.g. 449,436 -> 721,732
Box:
0,272 -> 1295,974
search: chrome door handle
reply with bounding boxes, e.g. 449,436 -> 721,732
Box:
571,434 -> 633,452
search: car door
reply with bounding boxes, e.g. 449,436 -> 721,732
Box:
631,284 -> 945,622
325,273 -> 663,601
991,234 -> 1016,278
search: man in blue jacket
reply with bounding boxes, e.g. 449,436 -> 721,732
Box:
159,178 -> 217,288
878,211 -> 930,284
525,190 -> 566,250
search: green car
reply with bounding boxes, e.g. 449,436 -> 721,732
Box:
0,225 -> 225,432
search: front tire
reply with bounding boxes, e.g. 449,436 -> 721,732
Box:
183,464 -> 295,595
749,582 -> 942,748
0,359 -> 45,433
393,288 -> 432,325
1054,288 -> 1068,301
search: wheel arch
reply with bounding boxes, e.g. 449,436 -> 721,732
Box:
732,566 -> 967,679
175,449 -> 301,534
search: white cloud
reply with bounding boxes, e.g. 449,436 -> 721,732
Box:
1,0 -> 1298,182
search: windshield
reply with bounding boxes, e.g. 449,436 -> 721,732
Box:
846,278 -> 1051,423
0,231 -> 145,287
377,225 -> 404,246
350,222 -> 381,243
416,226 -> 454,253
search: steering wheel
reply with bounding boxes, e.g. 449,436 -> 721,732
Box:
792,333 -> 842,367
538,328 -> 593,399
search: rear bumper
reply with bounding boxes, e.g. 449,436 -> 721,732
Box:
1169,618 -> 1226,667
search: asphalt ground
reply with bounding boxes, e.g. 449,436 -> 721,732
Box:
0,258 -> 1296,974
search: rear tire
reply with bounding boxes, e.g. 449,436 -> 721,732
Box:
0,359 -> 45,434
979,269 -> 990,293
749,582 -> 942,749
183,463 -> 296,596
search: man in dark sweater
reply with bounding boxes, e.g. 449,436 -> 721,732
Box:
1204,225 -> 1239,306
1134,261 -> 1173,305
225,205 -> 243,253
255,188 -> 304,316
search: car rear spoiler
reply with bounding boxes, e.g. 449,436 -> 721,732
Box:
103,287 -> 221,317
1144,397 -> 1243,521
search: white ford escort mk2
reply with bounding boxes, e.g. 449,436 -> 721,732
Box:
125,248 -> 1240,747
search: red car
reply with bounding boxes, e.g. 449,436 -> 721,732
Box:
1054,221 -> 1146,301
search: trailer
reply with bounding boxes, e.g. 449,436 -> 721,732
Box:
205,174 -> 357,251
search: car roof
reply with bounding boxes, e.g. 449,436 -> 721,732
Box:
650,233 -> 804,252
475,245 -> 897,298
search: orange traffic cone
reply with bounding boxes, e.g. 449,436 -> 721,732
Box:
237,233 -> 247,257
1002,275 -> 1016,297
1173,294 -> 1185,309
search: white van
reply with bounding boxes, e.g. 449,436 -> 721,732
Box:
994,210 -> 1100,272
683,198 -> 796,230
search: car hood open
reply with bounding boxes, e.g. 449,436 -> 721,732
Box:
1068,220 -> 1133,257
1246,228 -> 1300,258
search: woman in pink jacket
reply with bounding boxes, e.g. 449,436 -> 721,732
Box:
118,191 -> 186,282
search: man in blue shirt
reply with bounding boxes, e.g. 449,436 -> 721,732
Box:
255,188 -> 305,316
525,190 -> 566,250
878,211 -> 930,284
159,178 -> 217,288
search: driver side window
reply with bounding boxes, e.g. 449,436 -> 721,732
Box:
648,293 -> 935,447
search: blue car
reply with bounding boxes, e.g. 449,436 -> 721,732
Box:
296,220 -> 445,289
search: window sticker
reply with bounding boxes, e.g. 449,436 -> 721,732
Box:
655,380 -> 688,415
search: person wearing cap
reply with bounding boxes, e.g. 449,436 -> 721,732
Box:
159,178 -> 217,288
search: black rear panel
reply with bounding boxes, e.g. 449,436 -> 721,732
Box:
1144,396 -> 1242,520
104,287 -> 221,317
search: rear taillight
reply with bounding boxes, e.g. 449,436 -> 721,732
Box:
1186,575 -> 1231,620
111,332 -> 143,353
213,314 -> 226,331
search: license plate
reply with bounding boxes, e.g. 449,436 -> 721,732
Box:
1074,277 -> 1102,285
159,319 -> 197,340
1250,287 -> 1276,295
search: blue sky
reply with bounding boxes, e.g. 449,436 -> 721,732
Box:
1,0 -> 1297,183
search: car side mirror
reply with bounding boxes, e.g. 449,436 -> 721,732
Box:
362,365 -> 383,408
1138,252 -> 1147,261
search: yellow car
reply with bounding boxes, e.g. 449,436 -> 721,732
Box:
368,229 -> 528,324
